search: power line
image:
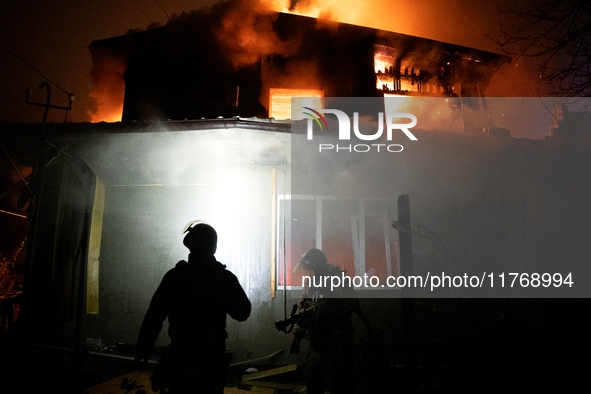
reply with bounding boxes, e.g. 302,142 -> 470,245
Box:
0,43 -> 70,96
152,0 -> 170,20
0,140 -> 33,196
133,0 -> 155,24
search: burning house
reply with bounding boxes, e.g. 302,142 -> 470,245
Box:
11,4 -> 591,392
89,10 -> 509,125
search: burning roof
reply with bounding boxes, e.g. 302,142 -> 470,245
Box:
89,9 -> 510,122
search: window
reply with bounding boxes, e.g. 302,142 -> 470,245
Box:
276,195 -> 399,289
269,89 -> 324,120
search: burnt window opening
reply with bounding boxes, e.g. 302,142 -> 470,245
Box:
269,88 -> 324,120
374,45 -> 464,96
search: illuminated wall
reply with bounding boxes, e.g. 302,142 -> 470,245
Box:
21,117 -> 590,368
40,121 -> 294,361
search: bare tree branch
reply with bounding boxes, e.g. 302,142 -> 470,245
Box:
488,0 -> 591,96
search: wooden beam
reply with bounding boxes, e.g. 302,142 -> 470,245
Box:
86,178 -> 104,314
241,364 -> 297,382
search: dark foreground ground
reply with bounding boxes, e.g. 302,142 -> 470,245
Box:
2,299 -> 590,393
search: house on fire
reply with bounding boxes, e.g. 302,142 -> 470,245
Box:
14,9 -> 591,390
90,11 -> 509,126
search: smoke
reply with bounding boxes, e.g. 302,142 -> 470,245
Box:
213,0 -> 299,68
88,44 -> 127,122
270,0 -> 360,26
87,0 -> 517,122
485,57 -> 541,97
276,0 -> 505,53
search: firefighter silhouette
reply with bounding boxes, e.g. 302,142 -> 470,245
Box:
136,221 -> 251,393
291,248 -> 359,394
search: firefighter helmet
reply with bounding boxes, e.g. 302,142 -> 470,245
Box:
183,221 -> 217,255
295,248 -> 327,273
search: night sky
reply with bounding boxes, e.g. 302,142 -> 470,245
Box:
0,0 -> 535,125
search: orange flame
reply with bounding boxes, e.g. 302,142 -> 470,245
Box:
266,0 -> 414,37
88,47 -> 126,122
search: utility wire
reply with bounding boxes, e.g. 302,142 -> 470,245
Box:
0,43 -> 70,96
0,140 -> 34,195
133,0 -> 154,24
152,0 -> 170,20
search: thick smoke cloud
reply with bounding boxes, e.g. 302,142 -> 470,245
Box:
88,0 -> 524,122
88,45 -> 127,122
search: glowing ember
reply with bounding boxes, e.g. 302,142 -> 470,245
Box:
375,51 -> 424,93
374,54 -> 393,74
400,80 -> 417,92
377,75 -> 394,92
